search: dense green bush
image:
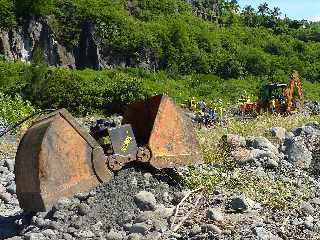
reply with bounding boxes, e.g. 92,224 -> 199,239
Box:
0,59 -> 319,116
0,0 -> 16,28
2,0 -> 319,82
0,92 -> 35,125
0,0 -> 319,114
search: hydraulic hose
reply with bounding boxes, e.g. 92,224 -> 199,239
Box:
0,109 -> 56,138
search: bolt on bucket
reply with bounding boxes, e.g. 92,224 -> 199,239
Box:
123,95 -> 203,169
15,109 -> 112,212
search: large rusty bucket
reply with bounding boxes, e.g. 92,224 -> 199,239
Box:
15,109 -> 112,212
123,95 -> 203,169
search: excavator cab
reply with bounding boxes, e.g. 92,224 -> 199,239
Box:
259,83 -> 288,113
258,71 -> 304,114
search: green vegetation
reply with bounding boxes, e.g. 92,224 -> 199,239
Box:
0,0 -> 319,114
183,165 -> 313,211
0,92 -> 35,133
0,60 -> 320,115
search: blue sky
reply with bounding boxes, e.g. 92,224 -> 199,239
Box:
237,0 -> 320,21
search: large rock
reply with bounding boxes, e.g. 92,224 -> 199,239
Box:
270,127 -> 286,141
0,17 -> 76,68
222,134 -> 246,149
286,136 -> 313,169
134,191 -> 157,211
207,208 -> 224,222
247,136 -> 278,153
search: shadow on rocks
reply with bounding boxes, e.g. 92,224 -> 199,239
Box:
0,212 -> 32,239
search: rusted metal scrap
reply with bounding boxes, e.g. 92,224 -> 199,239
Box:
15,95 -> 203,212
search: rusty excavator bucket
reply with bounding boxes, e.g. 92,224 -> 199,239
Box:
123,95 -> 203,169
15,110 -> 113,212
15,95 -> 203,212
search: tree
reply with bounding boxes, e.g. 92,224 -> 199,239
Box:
258,2 -> 270,16
271,7 -> 281,18
241,5 -> 257,27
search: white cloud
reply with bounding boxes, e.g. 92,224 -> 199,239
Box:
308,16 -> 320,22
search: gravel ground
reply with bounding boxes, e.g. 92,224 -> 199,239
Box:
0,118 -> 320,239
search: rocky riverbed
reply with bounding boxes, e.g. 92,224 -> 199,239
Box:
0,119 -> 320,239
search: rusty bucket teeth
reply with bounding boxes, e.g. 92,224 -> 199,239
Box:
15,109 -> 113,212
123,95 -> 203,169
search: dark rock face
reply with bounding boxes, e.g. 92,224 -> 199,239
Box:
0,17 -> 76,68
0,17 -> 159,71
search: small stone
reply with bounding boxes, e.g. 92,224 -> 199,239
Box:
106,229 -> 123,240
74,192 -> 90,201
62,233 -> 73,240
25,233 -> 46,240
128,222 -> 150,234
253,226 -> 281,240
271,127 -> 286,141
75,230 -> 95,238
77,203 -> 90,216
286,137 -> 313,169
304,215 -> 314,230
162,191 -> 172,202
4,159 -> 14,172
52,210 -> 67,220
207,208 -> 224,222
92,221 -> 103,231
266,158 -> 278,168
134,191 -> 157,211
42,229 -> 56,237
6,237 -> 24,240
311,198 -> 320,206
0,183 -> 6,192
229,194 -> 260,212
202,224 -> 222,234
190,224 -> 202,236
128,233 -> 143,240
55,197 -> 72,210
222,134 -> 246,149
250,137 -> 278,153
130,177 -> 138,187
0,191 -> 11,203
300,202 -> 315,215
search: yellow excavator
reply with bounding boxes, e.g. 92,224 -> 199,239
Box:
240,71 -> 304,115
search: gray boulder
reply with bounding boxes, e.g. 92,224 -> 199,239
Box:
207,208 -> 224,222
286,136 -> 313,169
248,137 -> 278,153
222,134 -> 246,149
271,127 -> 286,141
128,222 -> 150,234
134,191 -> 157,211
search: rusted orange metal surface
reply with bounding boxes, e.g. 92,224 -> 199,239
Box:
15,109 -> 112,212
123,95 -> 203,169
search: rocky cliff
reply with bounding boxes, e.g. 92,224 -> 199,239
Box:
0,17 -> 158,70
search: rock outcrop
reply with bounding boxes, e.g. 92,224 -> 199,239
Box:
0,17 -> 159,70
